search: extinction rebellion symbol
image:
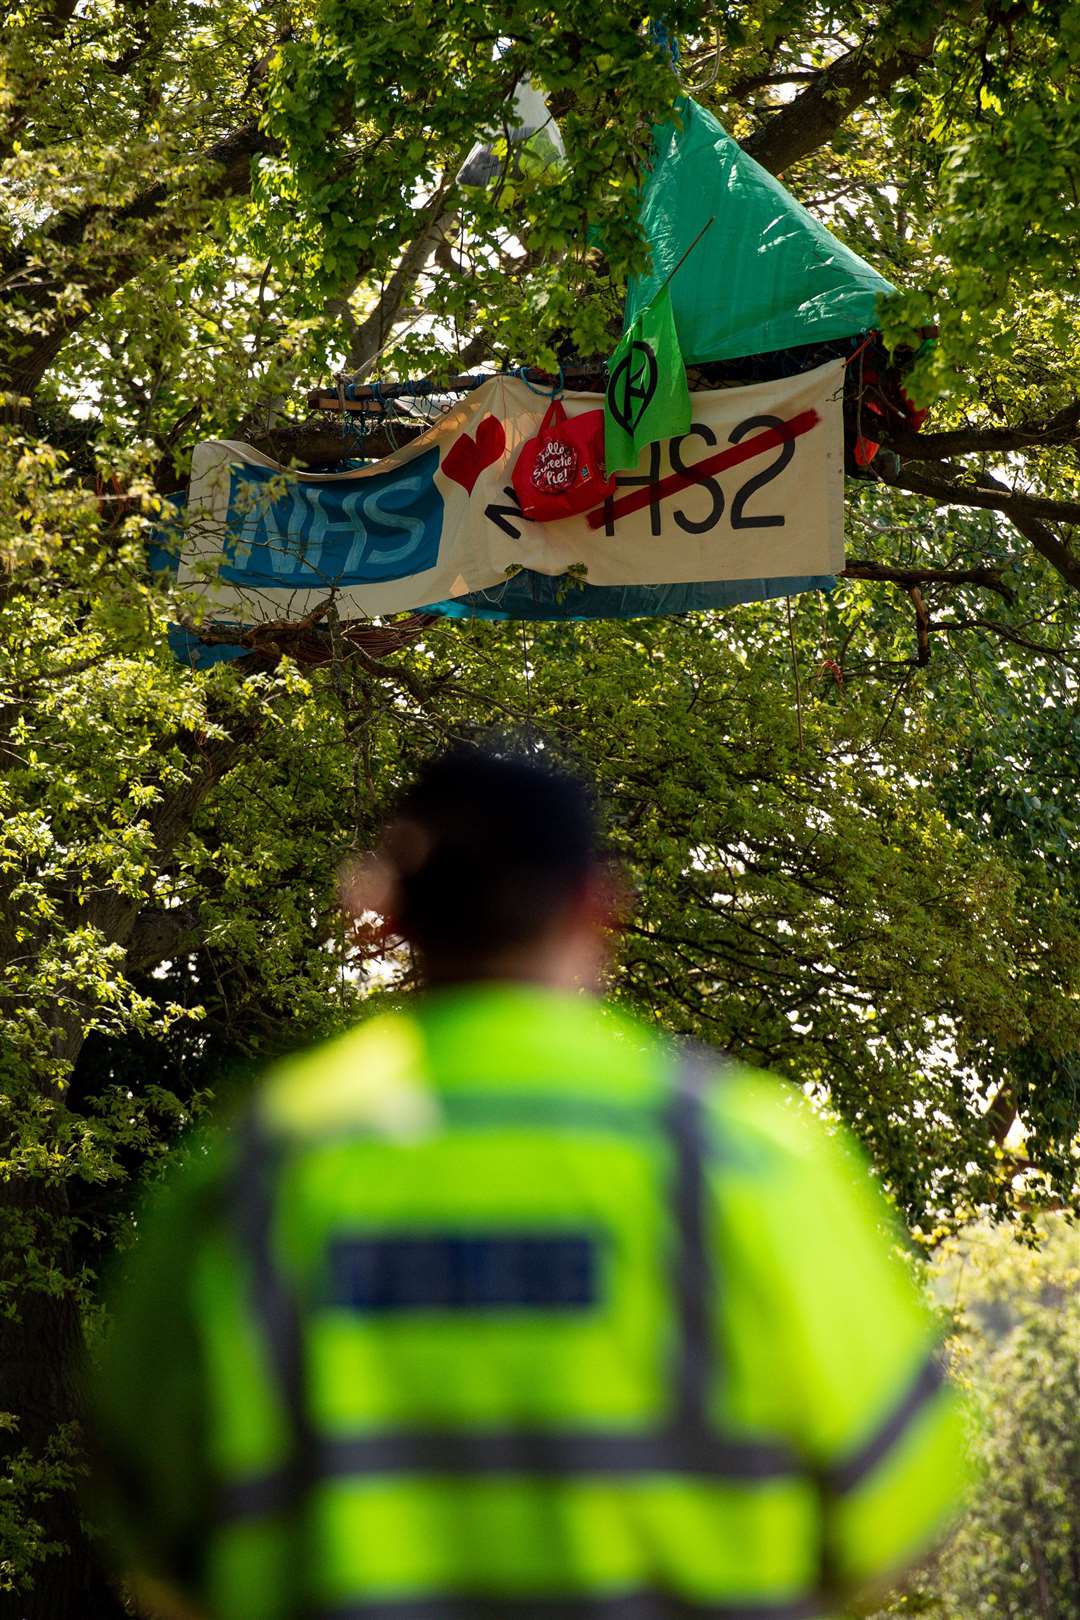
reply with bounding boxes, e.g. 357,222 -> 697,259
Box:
607,340 -> 659,435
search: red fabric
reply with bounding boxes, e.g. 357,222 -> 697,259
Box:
854,399 -> 884,466
898,385 -> 927,432
512,400 -> 615,521
861,364 -> 927,434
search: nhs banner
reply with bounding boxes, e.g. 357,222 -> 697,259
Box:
182,362 -> 845,625
215,447 -> 444,588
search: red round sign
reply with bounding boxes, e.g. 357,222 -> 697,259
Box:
531,437 -> 579,493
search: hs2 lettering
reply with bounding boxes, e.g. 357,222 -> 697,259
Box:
484,415 -> 794,540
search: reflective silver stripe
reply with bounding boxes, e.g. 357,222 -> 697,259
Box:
313,1592 -> 825,1620
664,1052 -> 715,1431
822,1350 -> 947,1495
218,1427 -> 802,1520
442,1091 -> 661,1137
312,1427 -> 798,1478
232,1114 -> 305,1410
292,1091 -> 664,1153
228,1115 -> 316,1517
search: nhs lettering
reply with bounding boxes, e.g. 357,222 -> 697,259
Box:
221,447 -> 443,587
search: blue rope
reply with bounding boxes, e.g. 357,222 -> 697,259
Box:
650,18 -> 680,65
515,365 -> 564,398
336,372 -> 500,405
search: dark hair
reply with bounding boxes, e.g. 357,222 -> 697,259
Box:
390,745 -> 599,961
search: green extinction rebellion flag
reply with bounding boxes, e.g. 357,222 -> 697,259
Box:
605,285 -> 691,475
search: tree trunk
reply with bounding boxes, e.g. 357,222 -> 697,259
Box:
0,1179 -> 129,1619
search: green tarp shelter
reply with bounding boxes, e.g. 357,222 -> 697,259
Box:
625,97 -> 895,363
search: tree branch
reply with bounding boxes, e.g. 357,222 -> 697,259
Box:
883,398 -> 1080,460
881,462 -> 1080,589
3,118 -> 272,289
243,416 -> 425,467
190,606 -> 437,671
930,617 -> 1075,661
909,584 -> 931,665
724,70 -> 822,99
342,192 -> 456,377
740,10 -> 944,175
2,119 -> 277,399
997,505 -> 1080,593
841,558 -> 1016,602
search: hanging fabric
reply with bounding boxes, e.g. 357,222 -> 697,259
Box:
457,75 -> 566,192
180,365 -> 844,626
624,97 -> 896,363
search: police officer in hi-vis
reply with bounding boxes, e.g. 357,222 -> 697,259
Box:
95,744 -> 970,1620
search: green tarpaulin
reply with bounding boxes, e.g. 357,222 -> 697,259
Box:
625,97 -> 895,364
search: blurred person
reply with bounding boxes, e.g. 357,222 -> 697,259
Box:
94,743 -> 970,1620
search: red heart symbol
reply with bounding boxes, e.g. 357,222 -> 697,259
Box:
441,414 -> 506,495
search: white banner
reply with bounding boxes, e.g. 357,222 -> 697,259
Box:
181,360 -> 844,622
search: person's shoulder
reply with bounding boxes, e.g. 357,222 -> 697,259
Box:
702,1060 -> 871,1186
257,1008 -> 437,1141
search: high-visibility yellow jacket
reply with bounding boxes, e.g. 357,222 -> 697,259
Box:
96,984 -> 971,1620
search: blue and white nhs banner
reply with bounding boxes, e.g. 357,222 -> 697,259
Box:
218,448 -> 443,588
180,363 -> 845,625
